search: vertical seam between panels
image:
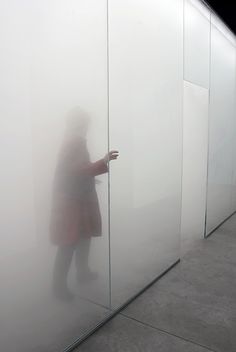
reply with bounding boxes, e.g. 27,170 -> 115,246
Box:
183,0 -> 186,82
229,47 -> 236,214
106,0 -> 112,310
204,10 -> 212,237
180,0 -> 185,254
234,45 -> 236,210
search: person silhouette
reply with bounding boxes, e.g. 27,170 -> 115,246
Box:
50,107 -> 118,300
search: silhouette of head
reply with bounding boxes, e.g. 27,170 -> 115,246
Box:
66,106 -> 90,138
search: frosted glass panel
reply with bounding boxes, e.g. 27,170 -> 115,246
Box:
206,24 -> 236,234
230,79 -> 236,213
231,148 -> 236,213
0,1 -> 110,351
0,4 -> 36,256
181,81 -> 208,252
109,0 -> 183,307
184,0 -> 210,88
231,113 -> 236,212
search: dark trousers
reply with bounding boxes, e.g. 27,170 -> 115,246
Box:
53,237 -> 91,290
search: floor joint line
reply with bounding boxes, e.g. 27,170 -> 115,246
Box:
119,312 -> 217,352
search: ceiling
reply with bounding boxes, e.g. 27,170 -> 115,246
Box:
205,0 -> 236,34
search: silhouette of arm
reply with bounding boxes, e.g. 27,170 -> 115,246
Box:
59,139 -> 108,177
80,159 -> 108,176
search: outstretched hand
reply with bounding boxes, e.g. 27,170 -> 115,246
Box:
104,150 -> 119,163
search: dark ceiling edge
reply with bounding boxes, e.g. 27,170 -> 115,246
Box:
198,0 -> 236,37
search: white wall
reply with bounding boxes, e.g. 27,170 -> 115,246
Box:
184,0 -> 210,88
182,0 -> 236,241
0,0 -> 36,256
109,0 -> 183,308
181,0 -> 210,248
206,18 -> 236,234
29,0 -> 110,306
0,1 -> 110,351
181,81 -> 209,252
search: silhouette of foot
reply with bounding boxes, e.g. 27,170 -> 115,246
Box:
77,270 -> 98,283
53,286 -> 74,302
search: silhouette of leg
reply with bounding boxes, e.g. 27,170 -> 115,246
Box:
53,245 -> 75,300
76,237 -> 98,282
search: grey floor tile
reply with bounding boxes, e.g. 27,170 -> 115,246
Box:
123,226 -> 236,352
76,314 -> 214,352
179,243 -> 236,299
215,215 -> 236,235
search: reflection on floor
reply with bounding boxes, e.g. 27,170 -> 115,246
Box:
76,214 -> 236,352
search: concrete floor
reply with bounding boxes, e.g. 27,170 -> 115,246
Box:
75,214 -> 236,352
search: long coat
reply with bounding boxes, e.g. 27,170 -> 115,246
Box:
50,136 -> 108,246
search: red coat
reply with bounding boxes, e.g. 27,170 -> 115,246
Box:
50,136 -> 108,246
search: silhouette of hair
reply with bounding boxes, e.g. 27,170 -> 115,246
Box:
66,106 -> 90,131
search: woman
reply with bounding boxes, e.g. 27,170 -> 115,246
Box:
50,107 -> 118,300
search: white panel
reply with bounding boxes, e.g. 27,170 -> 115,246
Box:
109,0 -> 183,307
231,109 -> 236,212
206,24 -> 236,234
29,0 -> 110,306
0,0 -> 36,256
0,1 -> 110,351
230,70 -> 236,213
184,0 -> 210,88
181,81 -> 209,252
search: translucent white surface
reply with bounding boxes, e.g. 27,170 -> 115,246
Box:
184,0 -> 210,88
109,0 -> 183,308
206,24 -> 236,234
0,6 -> 36,256
231,107 -> 236,212
0,1 -> 110,351
181,81 -> 209,252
